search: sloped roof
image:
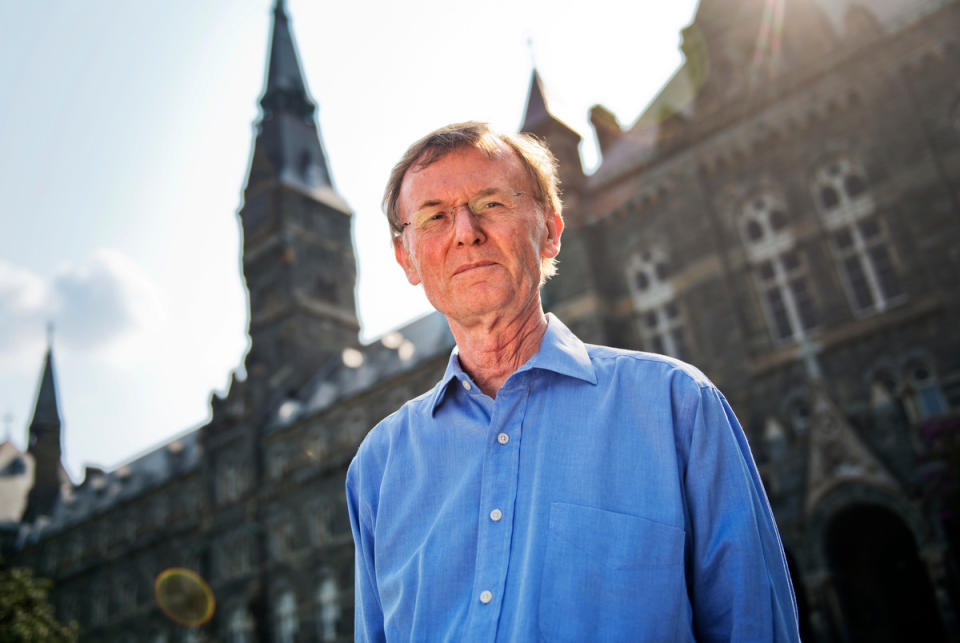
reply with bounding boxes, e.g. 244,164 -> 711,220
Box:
19,311 -> 455,542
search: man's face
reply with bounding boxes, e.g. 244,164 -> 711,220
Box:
394,143 -> 562,326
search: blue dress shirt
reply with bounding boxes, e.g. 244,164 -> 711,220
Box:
347,315 -> 799,642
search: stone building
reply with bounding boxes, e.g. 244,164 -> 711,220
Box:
3,0 -> 960,641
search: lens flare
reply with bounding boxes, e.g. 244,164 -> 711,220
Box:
154,567 -> 216,627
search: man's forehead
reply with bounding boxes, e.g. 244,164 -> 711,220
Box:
404,143 -> 523,191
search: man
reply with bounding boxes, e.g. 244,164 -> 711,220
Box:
347,122 -> 800,641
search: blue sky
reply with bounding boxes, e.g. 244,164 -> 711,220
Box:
0,0 -> 700,478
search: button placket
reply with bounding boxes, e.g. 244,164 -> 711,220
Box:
464,382 -> 529,638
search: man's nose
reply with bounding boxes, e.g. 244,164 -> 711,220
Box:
452,204 -> 486,246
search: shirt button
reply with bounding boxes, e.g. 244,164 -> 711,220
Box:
480,590 -> 493,604
462,380 -> 472,391
490,508 -> 503,522
497,432 -> 509,445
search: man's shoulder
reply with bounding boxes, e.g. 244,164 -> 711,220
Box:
582,343 -> 714,390
352,382 -> 439,464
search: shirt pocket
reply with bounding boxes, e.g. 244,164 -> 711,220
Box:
538,502 -> 686,642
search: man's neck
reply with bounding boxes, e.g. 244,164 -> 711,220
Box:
447,301 -> 549,398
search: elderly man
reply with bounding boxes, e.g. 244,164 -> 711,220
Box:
346,122 -> 800,642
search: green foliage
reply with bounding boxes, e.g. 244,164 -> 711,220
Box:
0,562 -> 76,643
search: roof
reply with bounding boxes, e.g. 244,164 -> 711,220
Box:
17,311 -> 455,542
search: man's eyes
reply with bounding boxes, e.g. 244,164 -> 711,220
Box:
414,199 -> 511,229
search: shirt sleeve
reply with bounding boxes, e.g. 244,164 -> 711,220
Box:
679,382 -> 801,642
346,456 -> 387,643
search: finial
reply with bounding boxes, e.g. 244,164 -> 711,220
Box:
274,0 -> 286,15
46,321 -> 55,349
526,36 -> 537,70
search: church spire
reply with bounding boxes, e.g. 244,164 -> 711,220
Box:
28,344 -> 61,441
245,0 -> 334,195
23,339 -> 67,522
521,68 -> 551,133
238,0 -> 359,390
519,68 -> 585,212
260,0 -> 315,121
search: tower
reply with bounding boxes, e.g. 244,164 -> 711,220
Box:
239,0 -> 359,388
520,69 -> 585,208
22,344 -> 68,523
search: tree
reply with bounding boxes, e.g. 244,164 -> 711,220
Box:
0,561 -> 76,642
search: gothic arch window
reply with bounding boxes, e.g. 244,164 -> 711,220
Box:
228,606 -> 254,643
625,247 -> 689,358
813,159 -> 904,314
274,590 -> 299,643
762,417 -> 789,462
740,192 -> 818,342
869,368 -> 902,412
783,391 -> 811,436
316,574 -> 341,642
902,357 -> 947,421
867,367 -> 909,445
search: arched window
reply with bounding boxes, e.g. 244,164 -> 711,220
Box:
783,392 -> 811,436
740,193 -> 817,342
902,357 -> 946,421
316,575 -> 341,642
813,159 -> 903,313
228,607 -> 254,643
274,591 -> 298,643
625,248 -> 689,358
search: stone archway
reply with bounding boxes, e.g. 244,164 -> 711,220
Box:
825,504 -> 945,642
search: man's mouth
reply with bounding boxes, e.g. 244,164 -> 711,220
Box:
453,261 -> 496,276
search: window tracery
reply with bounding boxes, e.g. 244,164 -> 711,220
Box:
228,606 -> 254,643
316,575 -> 340,642
274,590 -> 299,643
740,193 -> 818,342
813,159 -> 903,313
625,248 -> 689,358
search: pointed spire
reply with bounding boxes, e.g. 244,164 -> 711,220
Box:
28,345 -> 61,437
260,0 -> 315,120
22,339 -> 67,523
521,69 -> 551,133
245,0 -> 335,195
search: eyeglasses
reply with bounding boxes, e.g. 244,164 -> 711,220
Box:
400,190 -> 528,240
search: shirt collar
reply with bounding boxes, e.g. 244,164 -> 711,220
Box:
428,313 -> 597,415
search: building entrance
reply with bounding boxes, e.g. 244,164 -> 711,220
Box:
825,504 -> 944,642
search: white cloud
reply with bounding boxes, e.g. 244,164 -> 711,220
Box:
0,250 -> 165,373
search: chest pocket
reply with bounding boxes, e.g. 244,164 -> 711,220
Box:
538,502 -> 686,642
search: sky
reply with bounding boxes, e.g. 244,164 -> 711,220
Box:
0,0 -> 701,479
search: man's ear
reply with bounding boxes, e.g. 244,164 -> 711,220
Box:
541,208 -> 564,259
393,236 -> 422,286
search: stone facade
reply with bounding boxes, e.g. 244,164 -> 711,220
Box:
4,0 -> 960,641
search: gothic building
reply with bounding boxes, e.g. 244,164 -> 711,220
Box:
3,0 -> 960,641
